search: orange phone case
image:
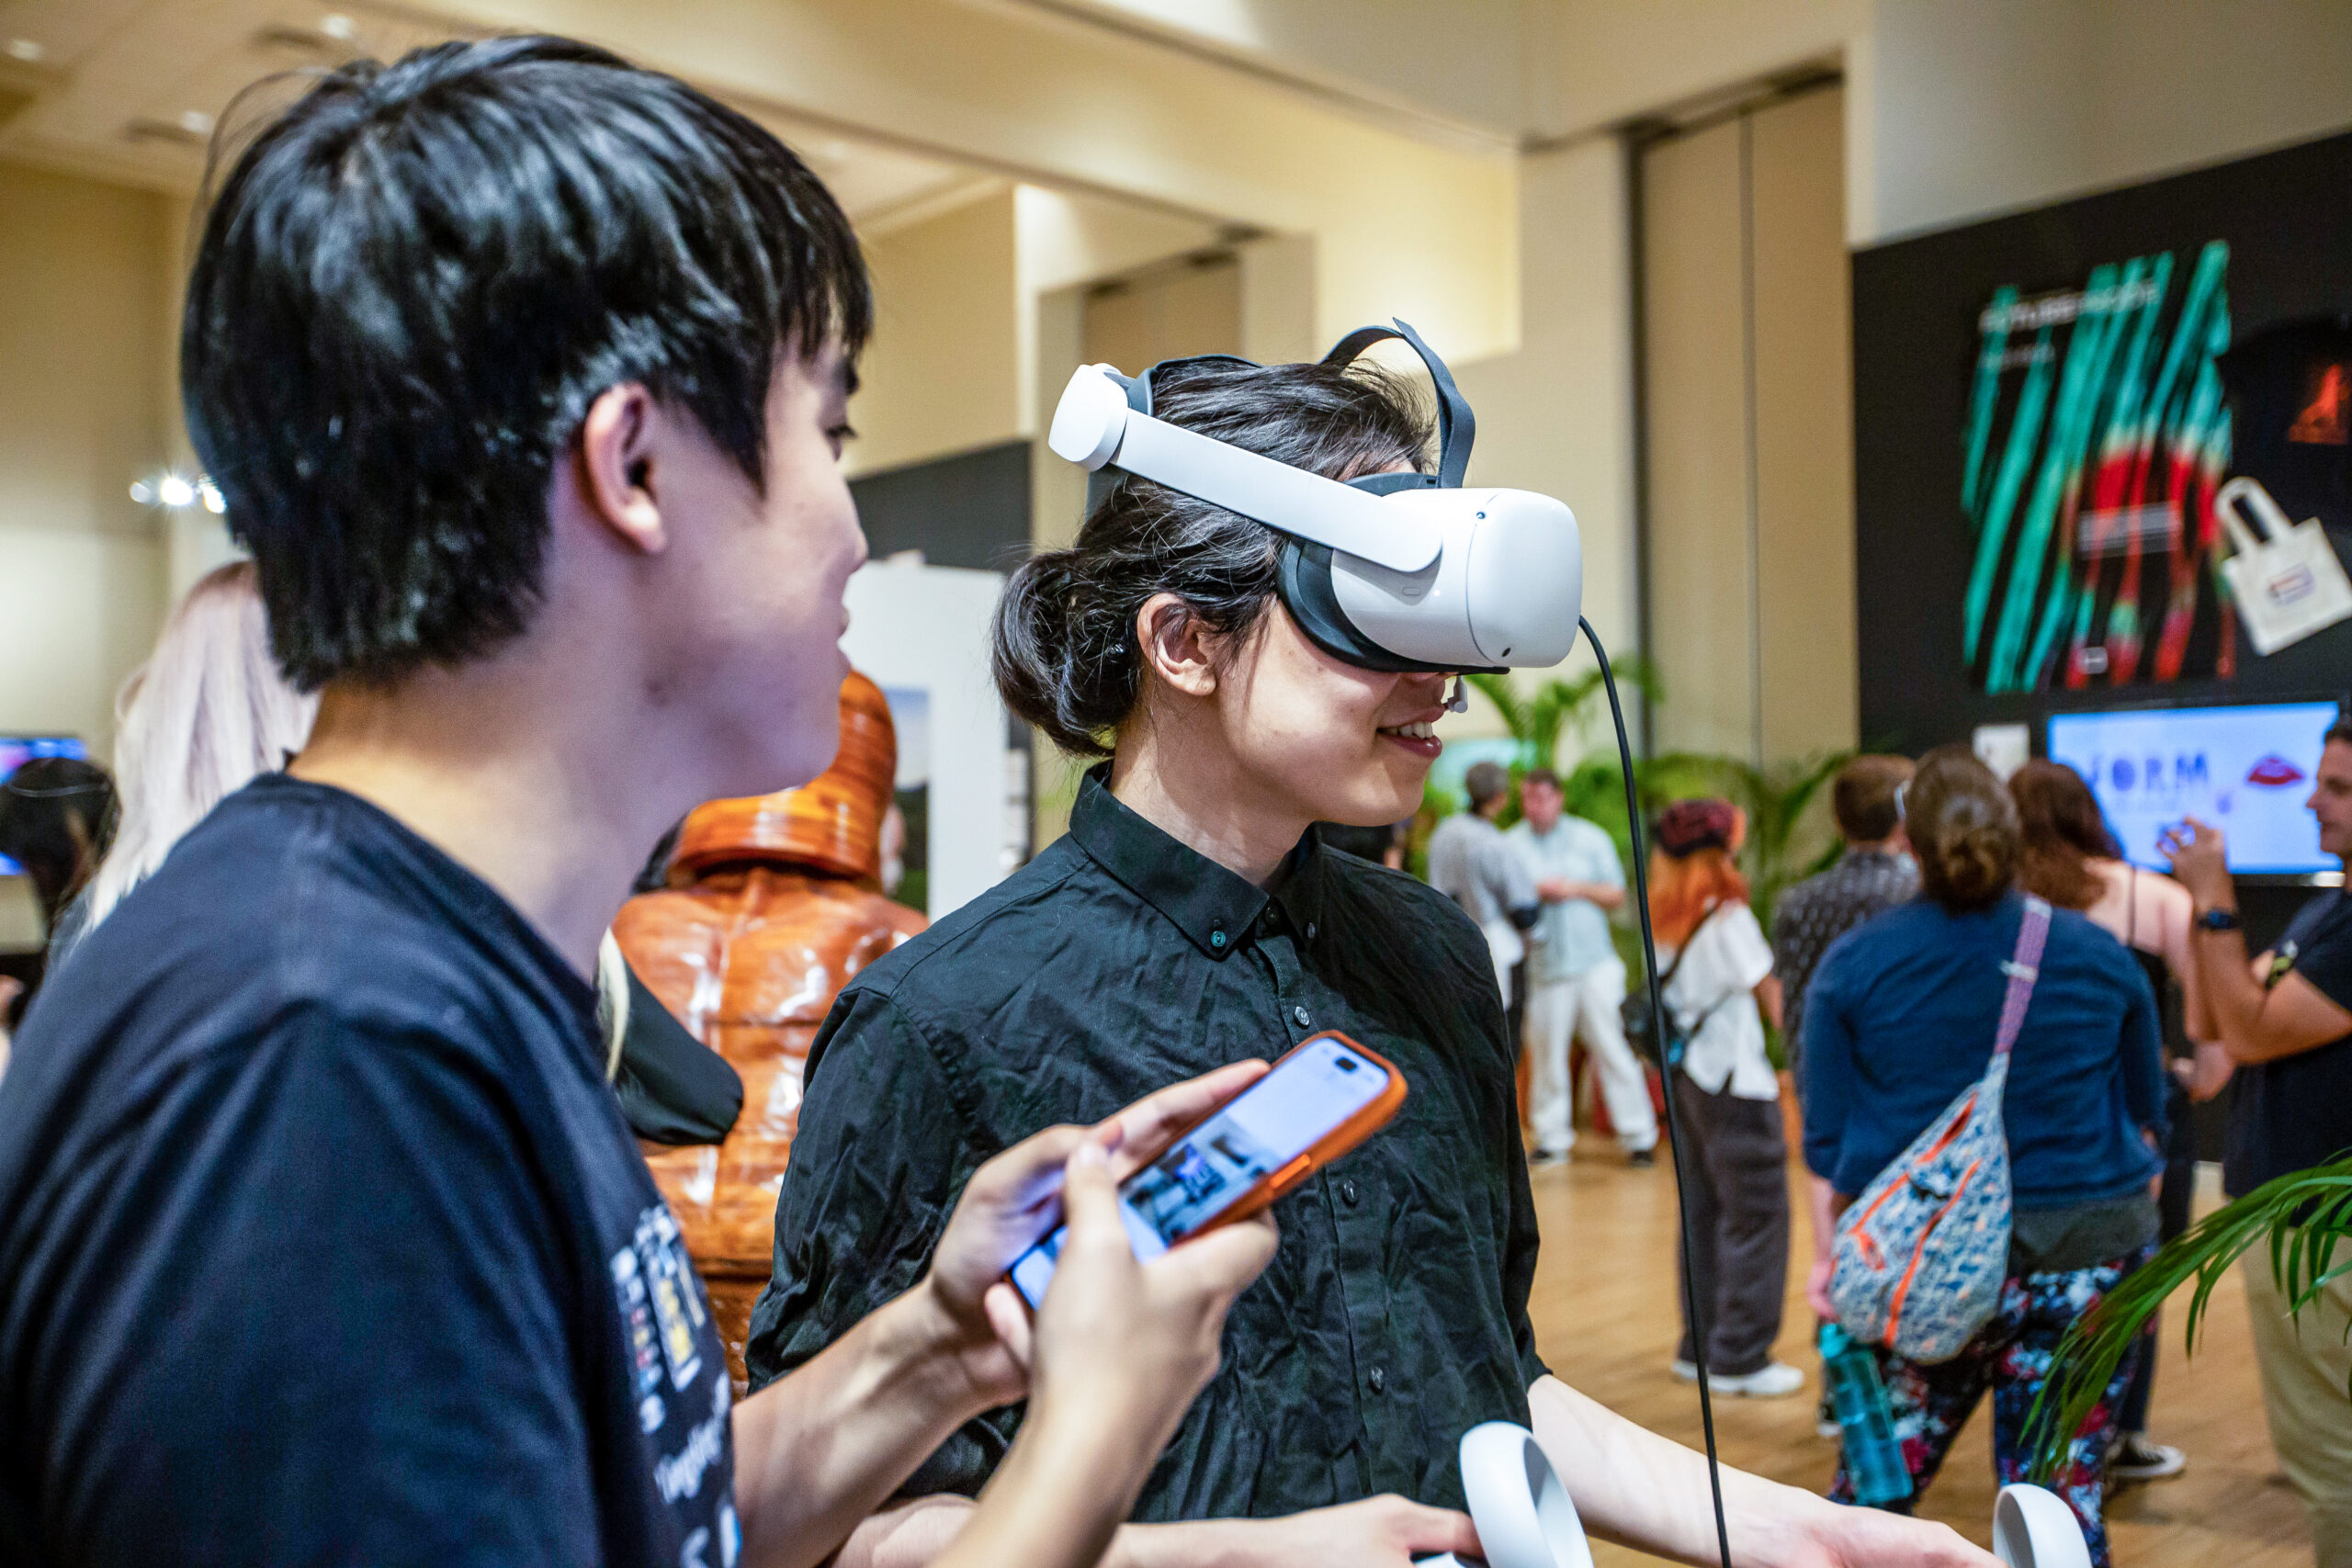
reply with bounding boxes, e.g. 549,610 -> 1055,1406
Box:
1148,1030 -> 1408,1242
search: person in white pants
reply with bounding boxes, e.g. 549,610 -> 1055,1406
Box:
1510,768 -> 1658,1166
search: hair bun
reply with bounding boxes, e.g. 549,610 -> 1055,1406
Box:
1908,746 -> 2018,910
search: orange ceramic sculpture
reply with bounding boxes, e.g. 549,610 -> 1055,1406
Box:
615,671 -> 926,1386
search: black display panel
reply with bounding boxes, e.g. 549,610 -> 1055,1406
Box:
1852,129 -> 2352,754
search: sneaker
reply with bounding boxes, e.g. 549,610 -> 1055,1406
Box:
1815,1391 -> 1843,1439
1712,1361 -> 1807,1399
1626,1147 -> 1657,1168
1531,1143 -> 1573,1167
1670,1358 -> 1699,1382
2109,1433 -> 2187,1482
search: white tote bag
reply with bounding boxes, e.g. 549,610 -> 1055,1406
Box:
2216,475 -> 2352,655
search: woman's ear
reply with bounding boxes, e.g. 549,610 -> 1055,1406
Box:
1135,592 -> 1222,699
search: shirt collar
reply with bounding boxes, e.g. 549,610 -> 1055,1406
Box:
1066,765 -> 1323,960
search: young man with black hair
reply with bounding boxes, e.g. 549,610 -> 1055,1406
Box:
0,39 -> 1277,1568
2165,720 -> 2352,1563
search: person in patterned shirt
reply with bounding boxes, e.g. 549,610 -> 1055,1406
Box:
1772,755 -> 1917,1086
1772,753 -> 1916,1437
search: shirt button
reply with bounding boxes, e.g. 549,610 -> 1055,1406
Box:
1340,1179 -> 1360,1206
1210,928 -> 1227,949
1306,922 -> 1317,941
1293,1006 -> 1312,1028
1367,1365 -> 1387,1394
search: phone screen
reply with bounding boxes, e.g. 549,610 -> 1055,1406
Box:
1006,1037 -> 1390,1308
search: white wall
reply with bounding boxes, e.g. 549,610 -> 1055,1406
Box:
0,164 -> 173,760
1450,138 -> 1638,750
839,558 -> 1011,918
1865,0 -> 2352,242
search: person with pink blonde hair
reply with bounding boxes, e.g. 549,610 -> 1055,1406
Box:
71,562 -> 317,946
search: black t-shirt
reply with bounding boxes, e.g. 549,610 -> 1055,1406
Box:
0,777 -> 736,1566
2225,888 -> 2352,1196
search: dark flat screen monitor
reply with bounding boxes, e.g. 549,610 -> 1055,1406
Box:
0,736 -> 91,878
2045,701 -> 2341,875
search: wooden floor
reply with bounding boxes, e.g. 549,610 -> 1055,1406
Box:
1524,1138 -> 2315,1566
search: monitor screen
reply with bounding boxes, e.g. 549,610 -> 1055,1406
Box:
2045,702 -> 2342,874
0,736 -> 91,878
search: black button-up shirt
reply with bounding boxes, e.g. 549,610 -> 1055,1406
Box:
745,769 -> 1546,1518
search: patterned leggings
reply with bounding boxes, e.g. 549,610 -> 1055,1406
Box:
1829,1247 -> 2154,1568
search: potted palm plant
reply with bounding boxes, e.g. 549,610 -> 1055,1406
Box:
2029,1154 -> 2352,1477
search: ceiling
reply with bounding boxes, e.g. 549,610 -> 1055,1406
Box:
0,0 -> 984,222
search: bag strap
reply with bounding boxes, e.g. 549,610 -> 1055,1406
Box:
1656,898 -> 1729,992
1993,896 -> 2052,1059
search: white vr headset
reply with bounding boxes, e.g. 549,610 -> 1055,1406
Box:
1046,320 -> 1584,673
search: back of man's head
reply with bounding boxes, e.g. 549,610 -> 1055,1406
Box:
1464,761 -> 1510,814
182,37 -> 870,693
1832,754 -> 1914,846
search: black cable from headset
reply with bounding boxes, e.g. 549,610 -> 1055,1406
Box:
1580,615 -> 1733,1568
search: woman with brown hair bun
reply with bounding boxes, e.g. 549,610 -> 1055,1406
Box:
1801,748 -> 2168,1564
2010,758 -> 2229,1483
752,352 -> 1997,1568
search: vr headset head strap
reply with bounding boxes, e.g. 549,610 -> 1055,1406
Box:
1321,318 -> 1476,490
1085,354 -> 1261,514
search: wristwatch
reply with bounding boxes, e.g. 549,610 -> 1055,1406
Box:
2195,907 -> 2243,933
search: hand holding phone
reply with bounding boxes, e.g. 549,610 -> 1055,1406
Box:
1006,1032 -> 1406,1307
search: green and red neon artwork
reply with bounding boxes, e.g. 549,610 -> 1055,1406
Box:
1962,242 -> 2234,694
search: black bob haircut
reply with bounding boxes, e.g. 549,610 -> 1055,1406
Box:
182,36 -> 871,691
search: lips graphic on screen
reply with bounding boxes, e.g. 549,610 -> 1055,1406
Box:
2247,755 -> 2306,787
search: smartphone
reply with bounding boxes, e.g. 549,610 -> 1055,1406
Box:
1005,1032 -> 1406,1308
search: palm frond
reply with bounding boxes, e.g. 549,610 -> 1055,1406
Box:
1464,672 -> 1525,739
2026,1154 -> 2352,1480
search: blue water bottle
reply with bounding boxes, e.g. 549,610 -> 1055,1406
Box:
1819,1323 -> 1913,1507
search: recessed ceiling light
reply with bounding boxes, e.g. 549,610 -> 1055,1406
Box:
319,14 -> 356,40
4,38 -> 44,62
178,109 -> 213,136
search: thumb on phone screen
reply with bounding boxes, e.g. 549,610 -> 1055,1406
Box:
1029,1142 -> 1276,1448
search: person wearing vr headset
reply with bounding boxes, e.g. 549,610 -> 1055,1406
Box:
750,335 -> 1997,1568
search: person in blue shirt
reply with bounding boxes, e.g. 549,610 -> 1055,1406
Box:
1506,767 -> 1655,1165
1801,748 -> 2165,1567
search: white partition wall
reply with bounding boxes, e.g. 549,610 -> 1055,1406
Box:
839,558 -> 1012,920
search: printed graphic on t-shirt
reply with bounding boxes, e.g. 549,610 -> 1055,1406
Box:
609,1199 -> 739,1567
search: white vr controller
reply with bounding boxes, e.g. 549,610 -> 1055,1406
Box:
1412,1423 -> 2090,1568
1045,321 -> 1585,673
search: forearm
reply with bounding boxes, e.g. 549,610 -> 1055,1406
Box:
1808,1175 -> 1838,1264
1528,1376 -> 1841,1567
734,1286 -> 988,1568
941,1404 -> 1168,1568
837,1496 -> 1264,1568
2190,924 -> 2273,1060
835,1497 -> 982,1568
2184,1040 -> 2235,1101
